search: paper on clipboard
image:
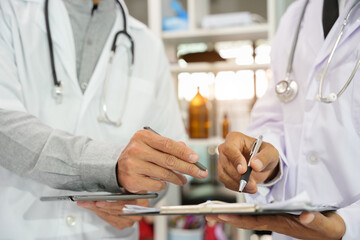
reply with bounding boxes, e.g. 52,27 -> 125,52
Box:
120,192 -> 338,216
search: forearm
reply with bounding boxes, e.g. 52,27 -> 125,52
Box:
0,109 -> 122,192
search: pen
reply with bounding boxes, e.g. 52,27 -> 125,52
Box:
239,135 -> 263,192
143,126 -> 208,171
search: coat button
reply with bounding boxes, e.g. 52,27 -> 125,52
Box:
81,82 -> 88,90
307,153 -> 320,164
66,215 -> 76,227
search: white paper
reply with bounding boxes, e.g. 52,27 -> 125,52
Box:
122,191 -> 338,215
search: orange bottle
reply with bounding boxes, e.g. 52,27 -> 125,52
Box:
222,113 -> 229,139
189,87 -> 210,138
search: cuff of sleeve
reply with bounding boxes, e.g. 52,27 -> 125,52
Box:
80,140 -> 124,193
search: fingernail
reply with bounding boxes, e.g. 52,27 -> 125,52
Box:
301,213 -> 315,225
218,215 -> 230,221
237,164 -> 242,173
199,170 -> 208,178
253,159 -> 263,171
96,202 -> 106,208
189,154 -> 198,163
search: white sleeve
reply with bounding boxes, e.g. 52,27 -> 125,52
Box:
337,199 -> 360,239
242,1 -> 307,203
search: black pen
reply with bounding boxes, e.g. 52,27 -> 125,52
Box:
143,126 -> 207,171
239,135 -> 263,192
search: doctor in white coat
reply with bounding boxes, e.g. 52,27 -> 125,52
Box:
207,0 -> 360,239
0,0 -> 208,239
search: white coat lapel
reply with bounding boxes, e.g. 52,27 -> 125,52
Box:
314,0 -> 360,67
35,0 -> 79,92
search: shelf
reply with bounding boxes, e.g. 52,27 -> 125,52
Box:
171,62 -> 270,73
186,137 -> 224,147
162,23 -> 269,44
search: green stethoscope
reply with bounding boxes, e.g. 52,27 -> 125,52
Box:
275,0 -> 360,103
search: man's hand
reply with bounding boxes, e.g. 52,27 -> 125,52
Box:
77,198 -> 148,231
117,129 -> 208,193
217,132 -> 279,193
206,211 -> 346,240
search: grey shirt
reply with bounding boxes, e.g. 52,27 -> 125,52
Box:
63,0 -> 116,93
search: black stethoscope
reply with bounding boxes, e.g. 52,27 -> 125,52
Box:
45,0 -> 134,126
275,0 -> 360,103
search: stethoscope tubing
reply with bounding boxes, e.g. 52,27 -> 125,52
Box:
285,0 -> 310,81
44,0 -> 61,88
44,0 -> 134,94
277,0 -> 360,103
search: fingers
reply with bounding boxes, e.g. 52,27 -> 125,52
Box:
216,132 -> 249,191
207,212 -> 346,240
250,142 -> 279,172
118,130 -> 209,192
208,214 -> 274,231
77,199 -> 144,230
94,210 -> 140,230
137,130 -> 199,163
218,150 -> 241,184
299,212 -> 346,239
120,173 -> 167,193
144,148 -> 208,179
218,133 -> 248,173
242,178 -> 258,194
139,160 -> 187,185
218,132 -> 268,193
217,163 -> 239,191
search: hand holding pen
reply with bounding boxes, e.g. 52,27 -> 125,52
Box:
116,126 -> 208,193
144,126 -> 207,171
217,132 -> 280,194
239,135 -> 263,192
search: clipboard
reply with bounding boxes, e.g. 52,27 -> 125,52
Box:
40,192 -> 158,202
118,192 -> 338,216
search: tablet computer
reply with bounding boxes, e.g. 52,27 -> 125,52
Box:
40,192 -> 158,202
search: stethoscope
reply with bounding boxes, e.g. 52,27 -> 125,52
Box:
45,0 -> 134,126
275,0 -> 360,103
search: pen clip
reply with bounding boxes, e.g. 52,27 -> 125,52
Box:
250,140 -> 258,156
249,135 -> 263,161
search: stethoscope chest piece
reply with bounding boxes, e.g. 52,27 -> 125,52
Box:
53,84 -> 63,104
275,79 -> 299,103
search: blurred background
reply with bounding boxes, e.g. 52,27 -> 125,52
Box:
123,1 -> 295,239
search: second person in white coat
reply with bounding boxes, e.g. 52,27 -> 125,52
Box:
207,0 -> 360,239
0,0 -> 208,239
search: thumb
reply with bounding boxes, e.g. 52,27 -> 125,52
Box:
300,212 -> 329,236
299,212 -> 343,237
299,212 -> 317,226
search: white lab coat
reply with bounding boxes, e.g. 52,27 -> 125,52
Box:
0,0 -> 185,239
245,0 -> 360,239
